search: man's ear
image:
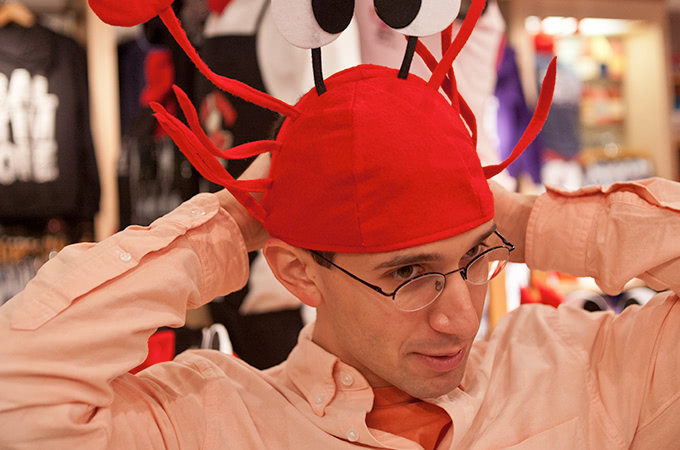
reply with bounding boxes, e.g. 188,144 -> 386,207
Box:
262,239 -> 323,308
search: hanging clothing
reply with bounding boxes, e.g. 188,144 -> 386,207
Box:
196,0 -> 279,184
0,258 -> 36,306
0,23 -> 100,227
118,34 -> 155,136
495,46 -> 543,183
118,22 -> 200,230
118,135 -> 192,228
535,53 -> 583,159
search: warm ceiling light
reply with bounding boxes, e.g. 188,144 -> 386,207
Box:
579,18 -> 631,36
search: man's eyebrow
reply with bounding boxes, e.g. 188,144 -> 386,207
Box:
474,224 -> 498,246
373,253 -> 443,270
373,225 -> 499,270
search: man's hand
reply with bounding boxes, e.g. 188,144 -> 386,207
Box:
215,154 -> 271,252
490,181 -> 537,263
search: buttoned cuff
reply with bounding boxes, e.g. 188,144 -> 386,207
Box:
184,196 -> 250,306
525,184 -> 599,277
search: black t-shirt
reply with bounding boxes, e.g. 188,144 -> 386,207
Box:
0,24 -> 100,226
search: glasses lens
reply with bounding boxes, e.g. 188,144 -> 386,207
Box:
393,274 -> 446,312
466,247 -> 510,285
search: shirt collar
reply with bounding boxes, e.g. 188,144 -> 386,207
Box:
285,323 -> 372,417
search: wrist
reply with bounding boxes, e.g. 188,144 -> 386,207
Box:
494,189 -> 536,263
217,192 -> 268,253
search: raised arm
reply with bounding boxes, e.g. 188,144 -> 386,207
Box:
493,178 -> 680,295
493,178 -> 680,446
0,156 -> 270,448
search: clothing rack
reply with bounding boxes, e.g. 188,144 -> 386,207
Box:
0,1 -> 35,27
0,0 -> 86,43
1,0 -> 74,14
0,233 -> 68,305
0,234 -> 68,265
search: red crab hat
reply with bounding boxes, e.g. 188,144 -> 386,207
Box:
89,0 -> 556,253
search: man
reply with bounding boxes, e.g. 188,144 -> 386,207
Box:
1,152 -> 679,448
1,1 -> 679,449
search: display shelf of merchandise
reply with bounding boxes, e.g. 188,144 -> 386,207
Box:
503,0 -> 676,181
497,0 -> 674,319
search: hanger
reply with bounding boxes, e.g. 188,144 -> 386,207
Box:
201,323 -> 234,355
0,1 -> 36,28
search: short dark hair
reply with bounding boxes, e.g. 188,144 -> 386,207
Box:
309,250 -> 336,269
268,114 -> 286,140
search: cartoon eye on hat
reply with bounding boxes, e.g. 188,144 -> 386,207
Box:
272,0 -> 462,93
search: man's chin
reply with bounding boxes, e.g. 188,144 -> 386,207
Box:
394,352 -> 469,399
397,369 -> 466,400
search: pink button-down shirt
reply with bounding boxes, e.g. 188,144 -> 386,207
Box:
1,178 -> 679,449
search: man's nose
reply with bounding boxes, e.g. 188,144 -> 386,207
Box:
427,274 -> 480,338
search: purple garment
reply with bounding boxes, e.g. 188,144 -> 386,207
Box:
535,54 -> 582,159
495,46 -> 543,183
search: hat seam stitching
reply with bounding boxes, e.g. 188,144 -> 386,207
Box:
458,135 -> 486,218
349,79 -> 365,247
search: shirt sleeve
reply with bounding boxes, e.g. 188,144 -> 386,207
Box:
0,193 -> 250,448
526,178 -> 680,445
526,177 -> 680,296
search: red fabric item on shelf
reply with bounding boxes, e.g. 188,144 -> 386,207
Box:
139,49 -> 177,139
140,49 -> 175,106
520,282 -> 564,308
537,284 -> 564,308
88,0 -> 174,27
366,386 -> 452,450
207,0 -> 233,14
534,32 -> 556,55
130,330 -> 176,374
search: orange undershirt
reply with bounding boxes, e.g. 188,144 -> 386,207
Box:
365,386 -> 453,450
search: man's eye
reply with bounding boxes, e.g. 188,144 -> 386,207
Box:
389,265 -> 422,282
462,243 -> 489,263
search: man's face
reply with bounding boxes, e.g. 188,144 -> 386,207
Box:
310,222 -> 495,400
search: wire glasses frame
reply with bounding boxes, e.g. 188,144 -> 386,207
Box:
310,231 -> 515,312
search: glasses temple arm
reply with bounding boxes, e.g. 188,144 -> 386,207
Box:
495,231 -> 516,252
309,251 -> 393,297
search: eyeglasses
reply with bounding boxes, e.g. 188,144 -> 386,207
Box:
310,231 -> 515,312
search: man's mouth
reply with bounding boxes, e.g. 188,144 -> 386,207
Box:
412,347 -> 467,373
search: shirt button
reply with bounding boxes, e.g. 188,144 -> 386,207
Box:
341,373 -> 354,387
346,428 -> 359,442
119,252 -> 132,262
313,393 -> 325,405
191,209 -> 205,218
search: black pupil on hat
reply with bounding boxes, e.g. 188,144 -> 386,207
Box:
374,0 -> 422,29
583,300 -> 604,312
312,0 -> 355,35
